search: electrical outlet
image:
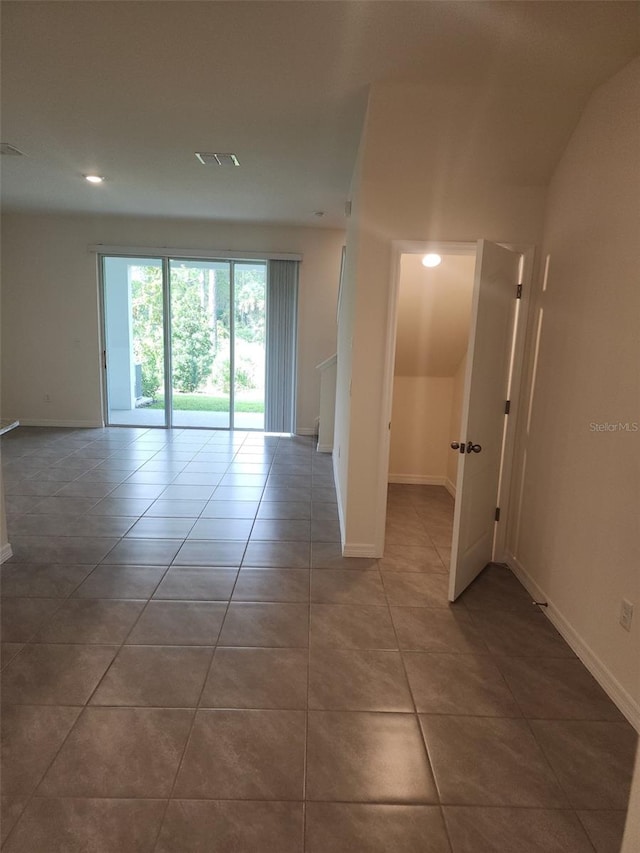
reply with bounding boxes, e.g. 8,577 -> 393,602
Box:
620,599 -> 634,632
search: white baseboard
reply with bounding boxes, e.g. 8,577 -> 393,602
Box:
506,551 -> 640,732
17,419 -> 104,429
316,443 -> 333,453
388,474 -> 447,486
295,427 -> 316,437
445,478 -> 456,498
0,543 -> 13,564
343,542 -> 379,558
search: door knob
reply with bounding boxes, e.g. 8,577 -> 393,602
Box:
466,442 -> 482,453
450,442 -> 460,450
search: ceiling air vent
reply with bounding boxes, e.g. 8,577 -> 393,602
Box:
1,143 -> 25,156
195,152 -> 240,166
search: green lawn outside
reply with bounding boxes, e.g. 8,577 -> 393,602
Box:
147,395 -> 264,413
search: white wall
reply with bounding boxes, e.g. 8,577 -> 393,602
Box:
507,59 -> 640,721
0,213 -> 344,433
335,79 -> 546,553
389,377 -> 454,483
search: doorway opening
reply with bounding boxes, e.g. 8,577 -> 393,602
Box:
379,240 -> 532,600
101,255 -> 269,430
386,249 -> 475,575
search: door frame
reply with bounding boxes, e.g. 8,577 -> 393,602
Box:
375,239 -> 535,563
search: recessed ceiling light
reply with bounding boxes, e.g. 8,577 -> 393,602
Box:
422,253 -> 442,268
84,174 -> 105,184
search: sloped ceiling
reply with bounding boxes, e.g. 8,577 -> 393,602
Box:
394,253 -> 475,377
1,1 -> 638,227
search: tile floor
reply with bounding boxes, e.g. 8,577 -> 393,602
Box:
0,426 -> 637,852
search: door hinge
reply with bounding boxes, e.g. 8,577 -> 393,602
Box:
495,507 -> 501,522
504,400 -> 511,415
516,284 -> 522,299
102,350 -> 107,370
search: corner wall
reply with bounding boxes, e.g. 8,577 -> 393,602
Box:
0,213 -> 344,433
507,58 -> 640,721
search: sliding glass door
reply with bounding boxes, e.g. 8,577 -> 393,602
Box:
103,256 -> 167,427
101,255 -> 266,429
169,260 -> 231,428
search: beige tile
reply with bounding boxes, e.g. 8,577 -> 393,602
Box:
310,604 -> 397,649
243,541 -> 310,568
404,653 -> 520,716
35,599 -> 145,644
306,711 -> 437,803
311,570 -> 386,605
0,643 -> 24,670
458,564 -> 533,610
420,715 -> 567,807
495,656 -> 625,720
469,609 -> 576,658
174,539 -> 246,566
232,569 -> 309,602
152,567 -> 238,600
577,810 -> 628,853
382,573 -> 450,606
218,602 -> 309,647
9,536 -> 119,565
0,598 -> 63,642
379,545 -> 446,574
250,519 -> 311,541
306,803 -> 450,853
73,565 -> 167,599
0,563 -> 94,598
156,800 -> 303,853
1,643 -> 118,705
91,645 -> 213,707
1,705 -> 81,795
126,601 -> 226,645
530,720 -> 638,809
391,607 -> 487,653
2,797 -> 166,853
309,648 -> 412,711
104,537 -> 182,566
174,709 -> 306,799
38,707 -> 192,797
443,806 -> 595,853
1,797 -> 27,845
201,647 -> 308,709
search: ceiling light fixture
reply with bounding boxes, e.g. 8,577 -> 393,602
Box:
84,174 -> 105,184
422,253 -> 442,268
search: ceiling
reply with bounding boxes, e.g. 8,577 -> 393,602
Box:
395,253 -> 475,377
1,1 -> 638,228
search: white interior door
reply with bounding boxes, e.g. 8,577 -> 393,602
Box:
448,240 -> 521,601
